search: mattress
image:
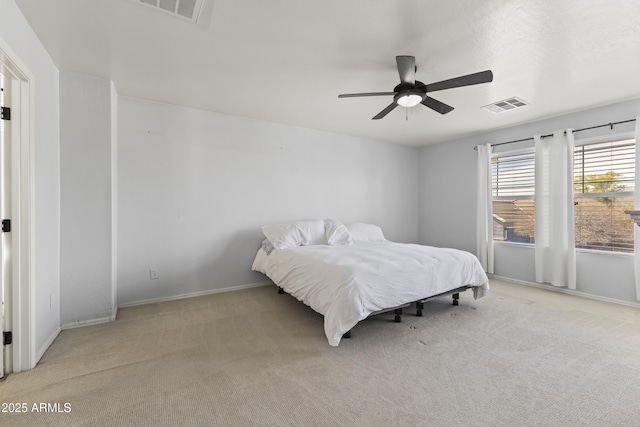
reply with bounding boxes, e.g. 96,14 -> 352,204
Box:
252,241 -> 489,346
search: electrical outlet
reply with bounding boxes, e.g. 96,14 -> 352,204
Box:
50,294 -> 53,309
150,269 -> 159,280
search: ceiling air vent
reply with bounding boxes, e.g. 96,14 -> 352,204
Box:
135,0 -> 204,23
482,97 -> 529,114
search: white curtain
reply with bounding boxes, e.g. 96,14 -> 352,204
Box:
476,143 -> 494,274
534,130 -> 576,289
634,116 -> 640,301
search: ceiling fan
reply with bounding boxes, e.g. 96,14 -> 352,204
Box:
338,56 -> 493,120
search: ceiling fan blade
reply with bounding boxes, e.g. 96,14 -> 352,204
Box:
338,92 -> 396,98
396,56 -> 416,85
421,96 -> 454,115
425,70 -> 493,92
372,103 -> 398,120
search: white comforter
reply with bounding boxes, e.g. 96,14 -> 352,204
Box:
252,241 -> 489,346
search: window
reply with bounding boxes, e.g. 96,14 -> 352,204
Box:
491,152 -> 535,243
491,137 -> 635,253
574,139 -> 635,252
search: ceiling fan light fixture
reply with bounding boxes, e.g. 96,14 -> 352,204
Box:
395,91 -> 425,108
396,94 -> 423,108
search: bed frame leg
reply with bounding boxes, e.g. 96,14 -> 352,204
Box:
416,301 -> 424,317
277,287 -> 284,295
452,293 -> 459,306
394,308 -> 403,323
343,330 -> 351,339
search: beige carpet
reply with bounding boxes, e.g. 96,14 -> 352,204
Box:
1,279 -> 640,426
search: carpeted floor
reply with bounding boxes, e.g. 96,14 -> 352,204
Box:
1,278 -> 640,426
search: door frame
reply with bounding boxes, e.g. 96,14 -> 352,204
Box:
0,36 -> 35,374
0,64 -> 7,378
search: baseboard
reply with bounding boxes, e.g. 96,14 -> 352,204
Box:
489,274 -> 640,309
117,281 -> 272,308
58,282 -> 272,330
35,326 -> 61,365
60,305 -> 118,330
61,316 -> 114,330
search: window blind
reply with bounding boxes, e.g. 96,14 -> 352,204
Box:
492,152 -> 535,198
491,152 -> 535,243
574,139 -> 635,252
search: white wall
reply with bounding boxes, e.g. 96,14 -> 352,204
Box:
0,0 -> 61,359
117,97 -> 419,305
60,72 -> 114,326
419,98 -> 640,303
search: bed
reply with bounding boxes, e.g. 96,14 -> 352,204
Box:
252,219 -> 489,346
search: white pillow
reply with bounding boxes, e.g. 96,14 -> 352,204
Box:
295,219 -> 327,245
262,223 -> 304,250
262,220 -> 327,250
346,223 -> 386,242
324,218 -> 354,245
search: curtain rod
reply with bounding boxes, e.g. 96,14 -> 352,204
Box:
472,118 -> 636,151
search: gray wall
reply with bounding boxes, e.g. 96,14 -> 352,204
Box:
117,97 -> 420,305
419,98 -> 640,303
60,72 -> 115,326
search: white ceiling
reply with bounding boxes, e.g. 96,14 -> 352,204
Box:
14,0 -> 640,147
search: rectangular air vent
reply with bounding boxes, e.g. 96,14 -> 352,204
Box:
482,97 -> 529,114
134,0 -> 204,23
